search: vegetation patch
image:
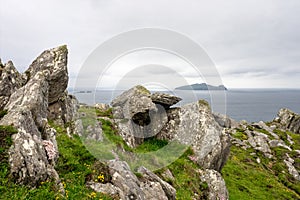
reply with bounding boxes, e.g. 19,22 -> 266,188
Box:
222,145 -> 300,199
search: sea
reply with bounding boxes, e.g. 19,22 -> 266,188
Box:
71,89 -> 300,123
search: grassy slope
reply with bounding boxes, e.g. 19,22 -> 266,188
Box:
222,128 -> 300,200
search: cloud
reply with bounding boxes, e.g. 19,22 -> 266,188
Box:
1,0 -> 300,88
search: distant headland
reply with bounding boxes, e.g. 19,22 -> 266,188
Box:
175,83 -> 228,90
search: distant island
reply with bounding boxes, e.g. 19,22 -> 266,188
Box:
175,83 -> 228,90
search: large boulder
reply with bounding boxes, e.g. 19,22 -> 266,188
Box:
0,60 -> 23,109
275,108 -> 300,134
157,100 -> 230,171
112,85 -> 168,147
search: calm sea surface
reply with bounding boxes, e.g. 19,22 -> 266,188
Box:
72,89 -> 300,123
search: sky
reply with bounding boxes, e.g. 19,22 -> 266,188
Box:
1,0 -> 300,89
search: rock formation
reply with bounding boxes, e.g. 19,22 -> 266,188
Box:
87,160 -> 176,200
0,45 -> 77,189
275,108 -> 300,134
109,85 -> 230,199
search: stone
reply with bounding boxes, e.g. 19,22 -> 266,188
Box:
48,93 -> 79,125
111,85 -> 167,147
275,108 -> 300,134
108,160 -> 145,199
213,112 -> 239,128
105,160 -> 175,200
157,100 -> 230,171
25,45 -> 68,104
0,60 -> 23,109
199,169 -> 229,200
137,166 -> 176,200
150,92 -> 182,108
284,154 -> 300,181
0,45 -> 73,190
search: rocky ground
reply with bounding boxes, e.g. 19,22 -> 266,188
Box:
0,46 -> 299,199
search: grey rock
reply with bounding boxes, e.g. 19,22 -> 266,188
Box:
48,93 -> 79,125
158,100 -> 230,171
108,160 -> 145,200
276,108 -> 300,134
199,169 -> 229,200
284,154 -> 300,181
106,160 -> 175,200
269,139 -> 292,151
0,60 -> 23,109
151,92 -> 182,108
112,86 -> 167,147
25,45 -> 68,104
4,71 -> 49,130
0,46 -> 73,189
137,166 -> 176,200
213,112 -> 239,128
86,181 -> 121,197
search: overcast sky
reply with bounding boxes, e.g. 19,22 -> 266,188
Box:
1,0 -> 300,89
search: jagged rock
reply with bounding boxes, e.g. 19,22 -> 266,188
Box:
108,160 -> 146,199
137,166 -> 176,200
106,160 -> 175,200
25,45 -> 68,104
0,60 -> 23,109
112,85 -> 167,147
0,45 -> 73,189
157,100 -> 230,171
151,92 -> 182,108
111,85 -> 156,119
4,71 -> 49,130
284,154 -> 300,181
48,93 -> 79,125
246,130 -> 272,158
275,108 -> 300,134
268,139 -> 292,151
199,169 -> 229,200
213,113 -> 239,128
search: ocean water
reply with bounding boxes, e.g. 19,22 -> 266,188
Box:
72,89 -> 300,123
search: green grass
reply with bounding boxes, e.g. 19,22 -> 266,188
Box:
156,148 -> 209,200
0,122 -> 113,200
222,145 -> 300,200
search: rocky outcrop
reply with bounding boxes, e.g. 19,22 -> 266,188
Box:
230,117 -> 300,182
275,108 -> 300,134
0,45 -> 75,189
87,160 -> 176,200
111,86 -> 230,171
0,60 -> 23,109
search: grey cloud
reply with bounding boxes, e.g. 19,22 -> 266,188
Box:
1,0 -> 300,88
